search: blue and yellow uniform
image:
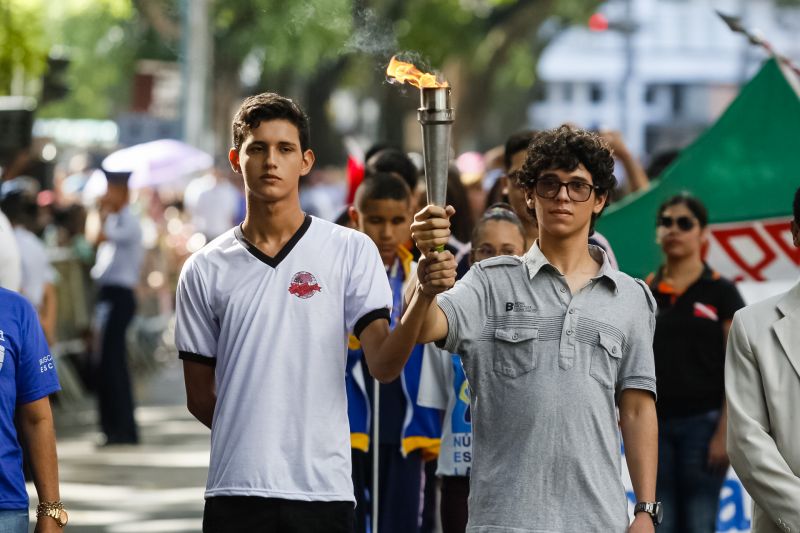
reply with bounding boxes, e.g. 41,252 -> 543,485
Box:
345,245 -> 441,533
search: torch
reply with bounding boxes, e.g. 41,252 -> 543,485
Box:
387,56 -> 454,251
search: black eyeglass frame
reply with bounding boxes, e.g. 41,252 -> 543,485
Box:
530,177 -> 603,203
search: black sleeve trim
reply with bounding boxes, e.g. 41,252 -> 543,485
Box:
354,308 -> 391,339
179,351 -> 217,367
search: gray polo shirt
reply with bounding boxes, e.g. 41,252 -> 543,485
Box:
438,243 -> 656,533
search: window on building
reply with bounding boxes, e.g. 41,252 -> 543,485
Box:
589,83 -> 604,103
671,84 -> 685,115
645,85 -> 657,104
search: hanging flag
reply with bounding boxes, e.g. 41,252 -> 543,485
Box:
597,58 -> 800,282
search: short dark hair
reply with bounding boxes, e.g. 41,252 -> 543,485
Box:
519,125 -> 616,234
364,142 -> 392,163
657,193 -> 709,228
365,148 -> 419,191
471,203 -> 526,244
354,172 -> 411,212
646,149 -> 680,180
0,191 -> 37,229
232,92 -> 310,152
503,130 -> 538,173
794,185 -> 800,225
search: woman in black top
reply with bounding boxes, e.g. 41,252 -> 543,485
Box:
648,194 -> 745,533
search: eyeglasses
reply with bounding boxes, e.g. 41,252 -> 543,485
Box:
657,215 -> 696,232
532,178 -> 599,202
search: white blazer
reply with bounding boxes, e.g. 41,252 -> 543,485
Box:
726,281 -> 800,533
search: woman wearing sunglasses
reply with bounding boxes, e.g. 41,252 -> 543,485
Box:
647,194 -> 745,533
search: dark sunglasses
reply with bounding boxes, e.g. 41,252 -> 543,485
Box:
657,215 -> 696,231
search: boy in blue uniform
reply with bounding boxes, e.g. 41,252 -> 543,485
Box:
0,288 -> 65,531
348,173 -> 441,533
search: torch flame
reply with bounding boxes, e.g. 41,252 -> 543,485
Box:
386,56 -> 449,89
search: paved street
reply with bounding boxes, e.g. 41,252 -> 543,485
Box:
29,359 -> 209,533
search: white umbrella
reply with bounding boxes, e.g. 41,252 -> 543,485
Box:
102,139 -> 214,189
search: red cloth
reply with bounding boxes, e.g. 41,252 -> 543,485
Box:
346,155 -> 364,205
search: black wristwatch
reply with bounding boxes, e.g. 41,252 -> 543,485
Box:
634,501 -> 663,527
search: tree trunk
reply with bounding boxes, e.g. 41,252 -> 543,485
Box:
304,58 -> 349,166
450,0 -> 553,150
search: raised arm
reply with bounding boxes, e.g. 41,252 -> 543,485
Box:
601,130 -> 649,193
102,211 -> 140,244
361,250 -> 455,383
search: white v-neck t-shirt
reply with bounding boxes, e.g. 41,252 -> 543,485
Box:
175,215 -> 392,502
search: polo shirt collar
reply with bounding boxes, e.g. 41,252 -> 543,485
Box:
523,240 -> 620,293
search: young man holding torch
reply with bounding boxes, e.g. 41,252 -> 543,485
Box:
175,92 -> 456,532
411,126 -> 660,533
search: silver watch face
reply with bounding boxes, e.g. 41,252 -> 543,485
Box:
654,502 -> 663,525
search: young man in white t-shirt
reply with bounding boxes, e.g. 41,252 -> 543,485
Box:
175,92 -> 456,533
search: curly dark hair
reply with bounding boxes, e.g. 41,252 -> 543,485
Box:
232,92 -> 310,152
518,125 -> 616,234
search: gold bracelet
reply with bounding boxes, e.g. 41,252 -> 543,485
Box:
36,500 -> 68,528
36,501 -> 63,517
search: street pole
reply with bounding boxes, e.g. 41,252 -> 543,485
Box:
181,0 -> 212,152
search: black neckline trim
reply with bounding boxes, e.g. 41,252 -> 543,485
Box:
234,215 -> 312,268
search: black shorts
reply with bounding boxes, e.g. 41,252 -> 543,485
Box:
203,496 -> 354,533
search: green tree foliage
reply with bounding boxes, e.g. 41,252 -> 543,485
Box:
9,0 -> 603,157
37,0 -> 169,119
0,0 -> 48,94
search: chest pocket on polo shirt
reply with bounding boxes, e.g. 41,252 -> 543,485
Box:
590,331 -> 622,389
493,328 -> 538,378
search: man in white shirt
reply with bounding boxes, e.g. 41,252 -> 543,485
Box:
0,184 -> 57,341
175,92 -> 456,533
0,207 -> 21,291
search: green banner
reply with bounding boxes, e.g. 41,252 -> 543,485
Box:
596,59 -> 800,280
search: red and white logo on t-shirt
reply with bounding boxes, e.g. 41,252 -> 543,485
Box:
288,271 -> 322,299
693,302 -> 719,321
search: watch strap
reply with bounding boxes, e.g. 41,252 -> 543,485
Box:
634,501 -> 661,526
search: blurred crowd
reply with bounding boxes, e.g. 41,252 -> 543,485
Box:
0,114 -> 757,533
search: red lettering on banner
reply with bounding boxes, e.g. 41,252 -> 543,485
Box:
711,227 -> 776,281
764,221 -> 800,266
